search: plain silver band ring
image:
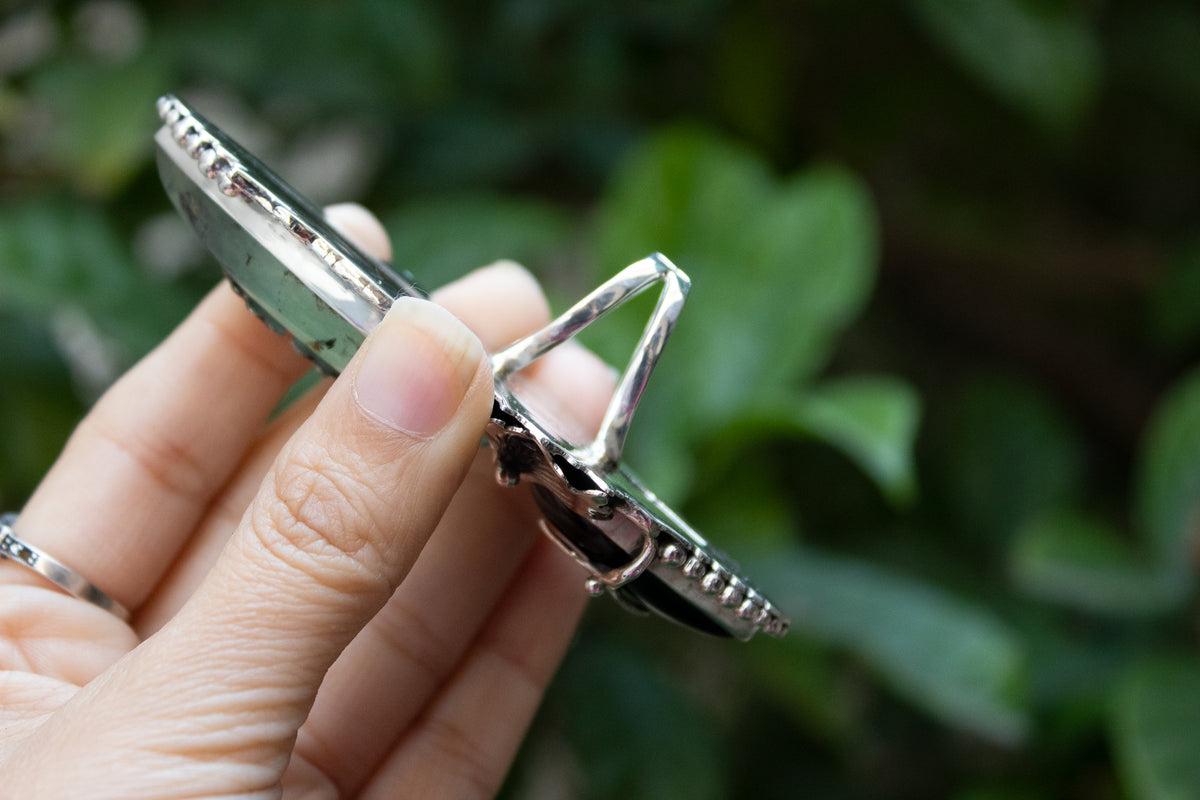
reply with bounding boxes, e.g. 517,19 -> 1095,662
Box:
0,513 -> 131,622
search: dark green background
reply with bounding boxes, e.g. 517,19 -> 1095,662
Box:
2,2 -> 1199,797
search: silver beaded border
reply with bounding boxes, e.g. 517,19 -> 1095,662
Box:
657,539 -> 788,637
156,95 -> 392,310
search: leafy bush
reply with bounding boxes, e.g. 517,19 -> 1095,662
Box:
2,1 -> 1198,798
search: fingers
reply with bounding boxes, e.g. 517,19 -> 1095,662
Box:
0,202 -> 391,621
362,538 -> 587,799
0,202 -> 392,616
1,282 -> 312,613
178,297 -> 492,682
289,322 -> 616,796
131,203 -> 392,634
432,260 -> 550,351
17,299 -> 494,795
132,385 -> 330,636
134,259 -> 558,636
0,587 -> 137,684
325,202 -> 392,262
287,451 -> 545,795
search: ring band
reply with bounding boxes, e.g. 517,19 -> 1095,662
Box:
0,513 -> 130,621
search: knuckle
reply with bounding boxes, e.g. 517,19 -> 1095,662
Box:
86,413 -> 211,506
373,597 -> 457,678
250,439 -> 390,589
420,715 -> 499,798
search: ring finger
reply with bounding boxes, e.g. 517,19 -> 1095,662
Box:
0,281 -> 311,615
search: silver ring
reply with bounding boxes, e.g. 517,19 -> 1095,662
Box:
0,513 -> 131,621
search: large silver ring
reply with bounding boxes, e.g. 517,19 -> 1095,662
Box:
154,94 -> 789,641
0,513 -> 131,621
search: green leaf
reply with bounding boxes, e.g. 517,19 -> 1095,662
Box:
0,199 -> 134,312
750,166 -> 879,390
591,129 -> 879,496
383,193 -> 572,290
909,0 -> 1100,136
1135,368 -> 1200,572
0,198 -> 198,358
1111,658 -> 1200,800
1011,509 -> 1188,616
747,633 -> 858,743
704,376 -> 921,508
936,374 -> 1086,543
0,312 -> 85,506
552,638 -> 727,800
792,376 -> 921,506
1150,238 -> 1200,353
27,50 -> 173,195
595,127 -> 772,272
596,130 -> 877,398
755,547 -> 1030,744
595,130 -> 878,398
1005,367 -> 1200,619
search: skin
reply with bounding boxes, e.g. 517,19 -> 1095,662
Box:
0,204 -> 615,799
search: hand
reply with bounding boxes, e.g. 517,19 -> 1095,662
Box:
0,204 -> 615,798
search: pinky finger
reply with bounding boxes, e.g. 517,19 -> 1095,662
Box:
360,538 -> 588,800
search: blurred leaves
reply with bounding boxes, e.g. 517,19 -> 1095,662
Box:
714,376 -> 920,508
0,197 -> 196,356
936,374 -> 1086,544
593,128 -> 880,498
1,1 -> 1199,798
1111,658 -> 1200,800
1135,367 -> 1200,571
21,49 -> 171,194
790,377 -> 921,507
551,638 -> 728,800
757,548 -> 1029,745
1010,368 -> 1200,616
909,0 -> 1101,136
383,193 -> 572,290
1011,510 -> 1186,616
162,1 -> 450,111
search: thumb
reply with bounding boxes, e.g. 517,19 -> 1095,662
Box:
28,297 -> 492,794
181,295 -> 492,679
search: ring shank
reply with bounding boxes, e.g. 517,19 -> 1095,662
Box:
0,513 -> 131,621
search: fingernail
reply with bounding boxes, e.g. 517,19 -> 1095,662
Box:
354,298 -> 484,436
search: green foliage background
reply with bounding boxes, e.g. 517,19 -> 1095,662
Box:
2,1 -> 1199,797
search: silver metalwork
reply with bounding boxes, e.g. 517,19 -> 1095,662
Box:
538,518 -> 657,597
492,254 -> 689,471
154,94 -> 789,641
0,513 -> 131,621
154,95 -> 420,374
